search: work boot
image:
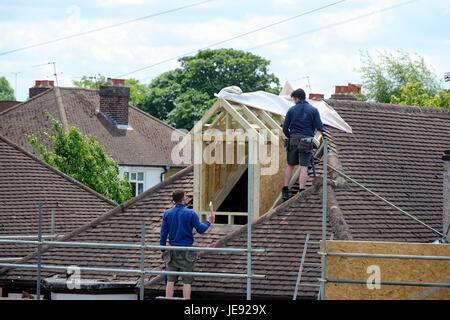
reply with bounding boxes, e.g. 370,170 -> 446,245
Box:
282,187 -> 290,202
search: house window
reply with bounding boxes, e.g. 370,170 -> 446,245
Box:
124,171 -> 145,197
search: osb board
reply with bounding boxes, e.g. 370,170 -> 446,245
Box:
259,136 -> 287,216
324,241 -> 450,300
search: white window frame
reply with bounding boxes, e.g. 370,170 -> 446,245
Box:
124,170 -> 146,197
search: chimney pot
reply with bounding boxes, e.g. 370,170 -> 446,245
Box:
309,93 -> 325,101
29,80 -> 55,99
332,83 -> 361,100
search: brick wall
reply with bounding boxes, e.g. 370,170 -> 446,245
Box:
99,85 -> 130,126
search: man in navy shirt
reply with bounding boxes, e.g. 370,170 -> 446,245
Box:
282,88 -> 323,201
160,190 -> 215,300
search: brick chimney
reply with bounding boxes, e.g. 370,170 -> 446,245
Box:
331,83 -> 361,101
309,93 -> 325,101
29,80 -> 54,99
443,150 -> 450,242
99,78 -> 130,128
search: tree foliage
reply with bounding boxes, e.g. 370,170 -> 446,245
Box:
73,74 -> 148,106
359,51 -> 448,108
29,119 -> 132,204
73,74 -> 107,90
391,82 -> 450,108
137,49 -> 281,130
166,89 -> 215,130
0,76 -> 15,101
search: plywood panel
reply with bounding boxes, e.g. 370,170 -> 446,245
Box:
324,241 -> 450,300
259,136 -> 287,216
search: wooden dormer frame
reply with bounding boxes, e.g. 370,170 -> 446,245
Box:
193,99 -> 288,224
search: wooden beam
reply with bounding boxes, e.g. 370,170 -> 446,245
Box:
252,140 -> 261,219
253,108 -> 283,132
206,111 -> 225,129
238,104 -> 278,143
237,104 -> 270,131
193,135 -> 203,213
220,99 -> 255,132
193,100 -> 222,134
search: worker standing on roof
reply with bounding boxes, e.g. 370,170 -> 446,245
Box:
282,88 -> 323,202
160,190 -> 215,300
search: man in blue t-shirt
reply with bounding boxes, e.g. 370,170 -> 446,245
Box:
282,88 -> 323,201
160,190 -> 215,300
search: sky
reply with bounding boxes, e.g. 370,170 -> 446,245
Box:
0,0 -> 449,101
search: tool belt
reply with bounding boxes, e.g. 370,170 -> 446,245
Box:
288,135 -> 314,154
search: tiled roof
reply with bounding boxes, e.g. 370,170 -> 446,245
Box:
0,87 -> 183,167
0,101 -> 20,113
1,100 -> 449,299
0,166 -> 239,284
148,100 -> 450,299
0,135 -> 116,259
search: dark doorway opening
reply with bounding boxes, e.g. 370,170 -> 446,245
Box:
217,169 -> 248,213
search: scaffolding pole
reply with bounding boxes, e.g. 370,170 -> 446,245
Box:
320,252 -> 450,261
0,201 -> 265,300
320,139 -> 328,300
246,134 -> 256,300
139,221 -> 145,301
293,233 -> 310,300
0,238 -> 263,253
0,263 -> 265,279
36,202 -> 43,300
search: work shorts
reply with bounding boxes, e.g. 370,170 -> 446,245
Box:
163,250 -> 197,284
287,135 -> 314,167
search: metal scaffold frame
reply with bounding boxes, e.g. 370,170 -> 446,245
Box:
318,139 -> 450,300
0,203 -> 265,301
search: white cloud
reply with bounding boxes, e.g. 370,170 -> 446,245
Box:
95,0 -> 159,6
272,0 -> 296,5
1,0 -> 448,101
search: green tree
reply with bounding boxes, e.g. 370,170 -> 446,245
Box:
73,74 -> 107,90
73,74 -> 148,106
137,49 -> 281,130
391,81 -> 450,108
0,76 -> 15,101
359,51 -> 441,104
124,78 -> 150,107
166,89 -> 215,129
29,119 -> 132,204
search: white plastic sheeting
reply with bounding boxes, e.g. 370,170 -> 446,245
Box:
216,88 -> 353,134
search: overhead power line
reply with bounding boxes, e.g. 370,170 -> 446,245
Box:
248,0 -> 420,51
116,0 -> 347,78
131,0 -> 418,81
0,0 -> 218,56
